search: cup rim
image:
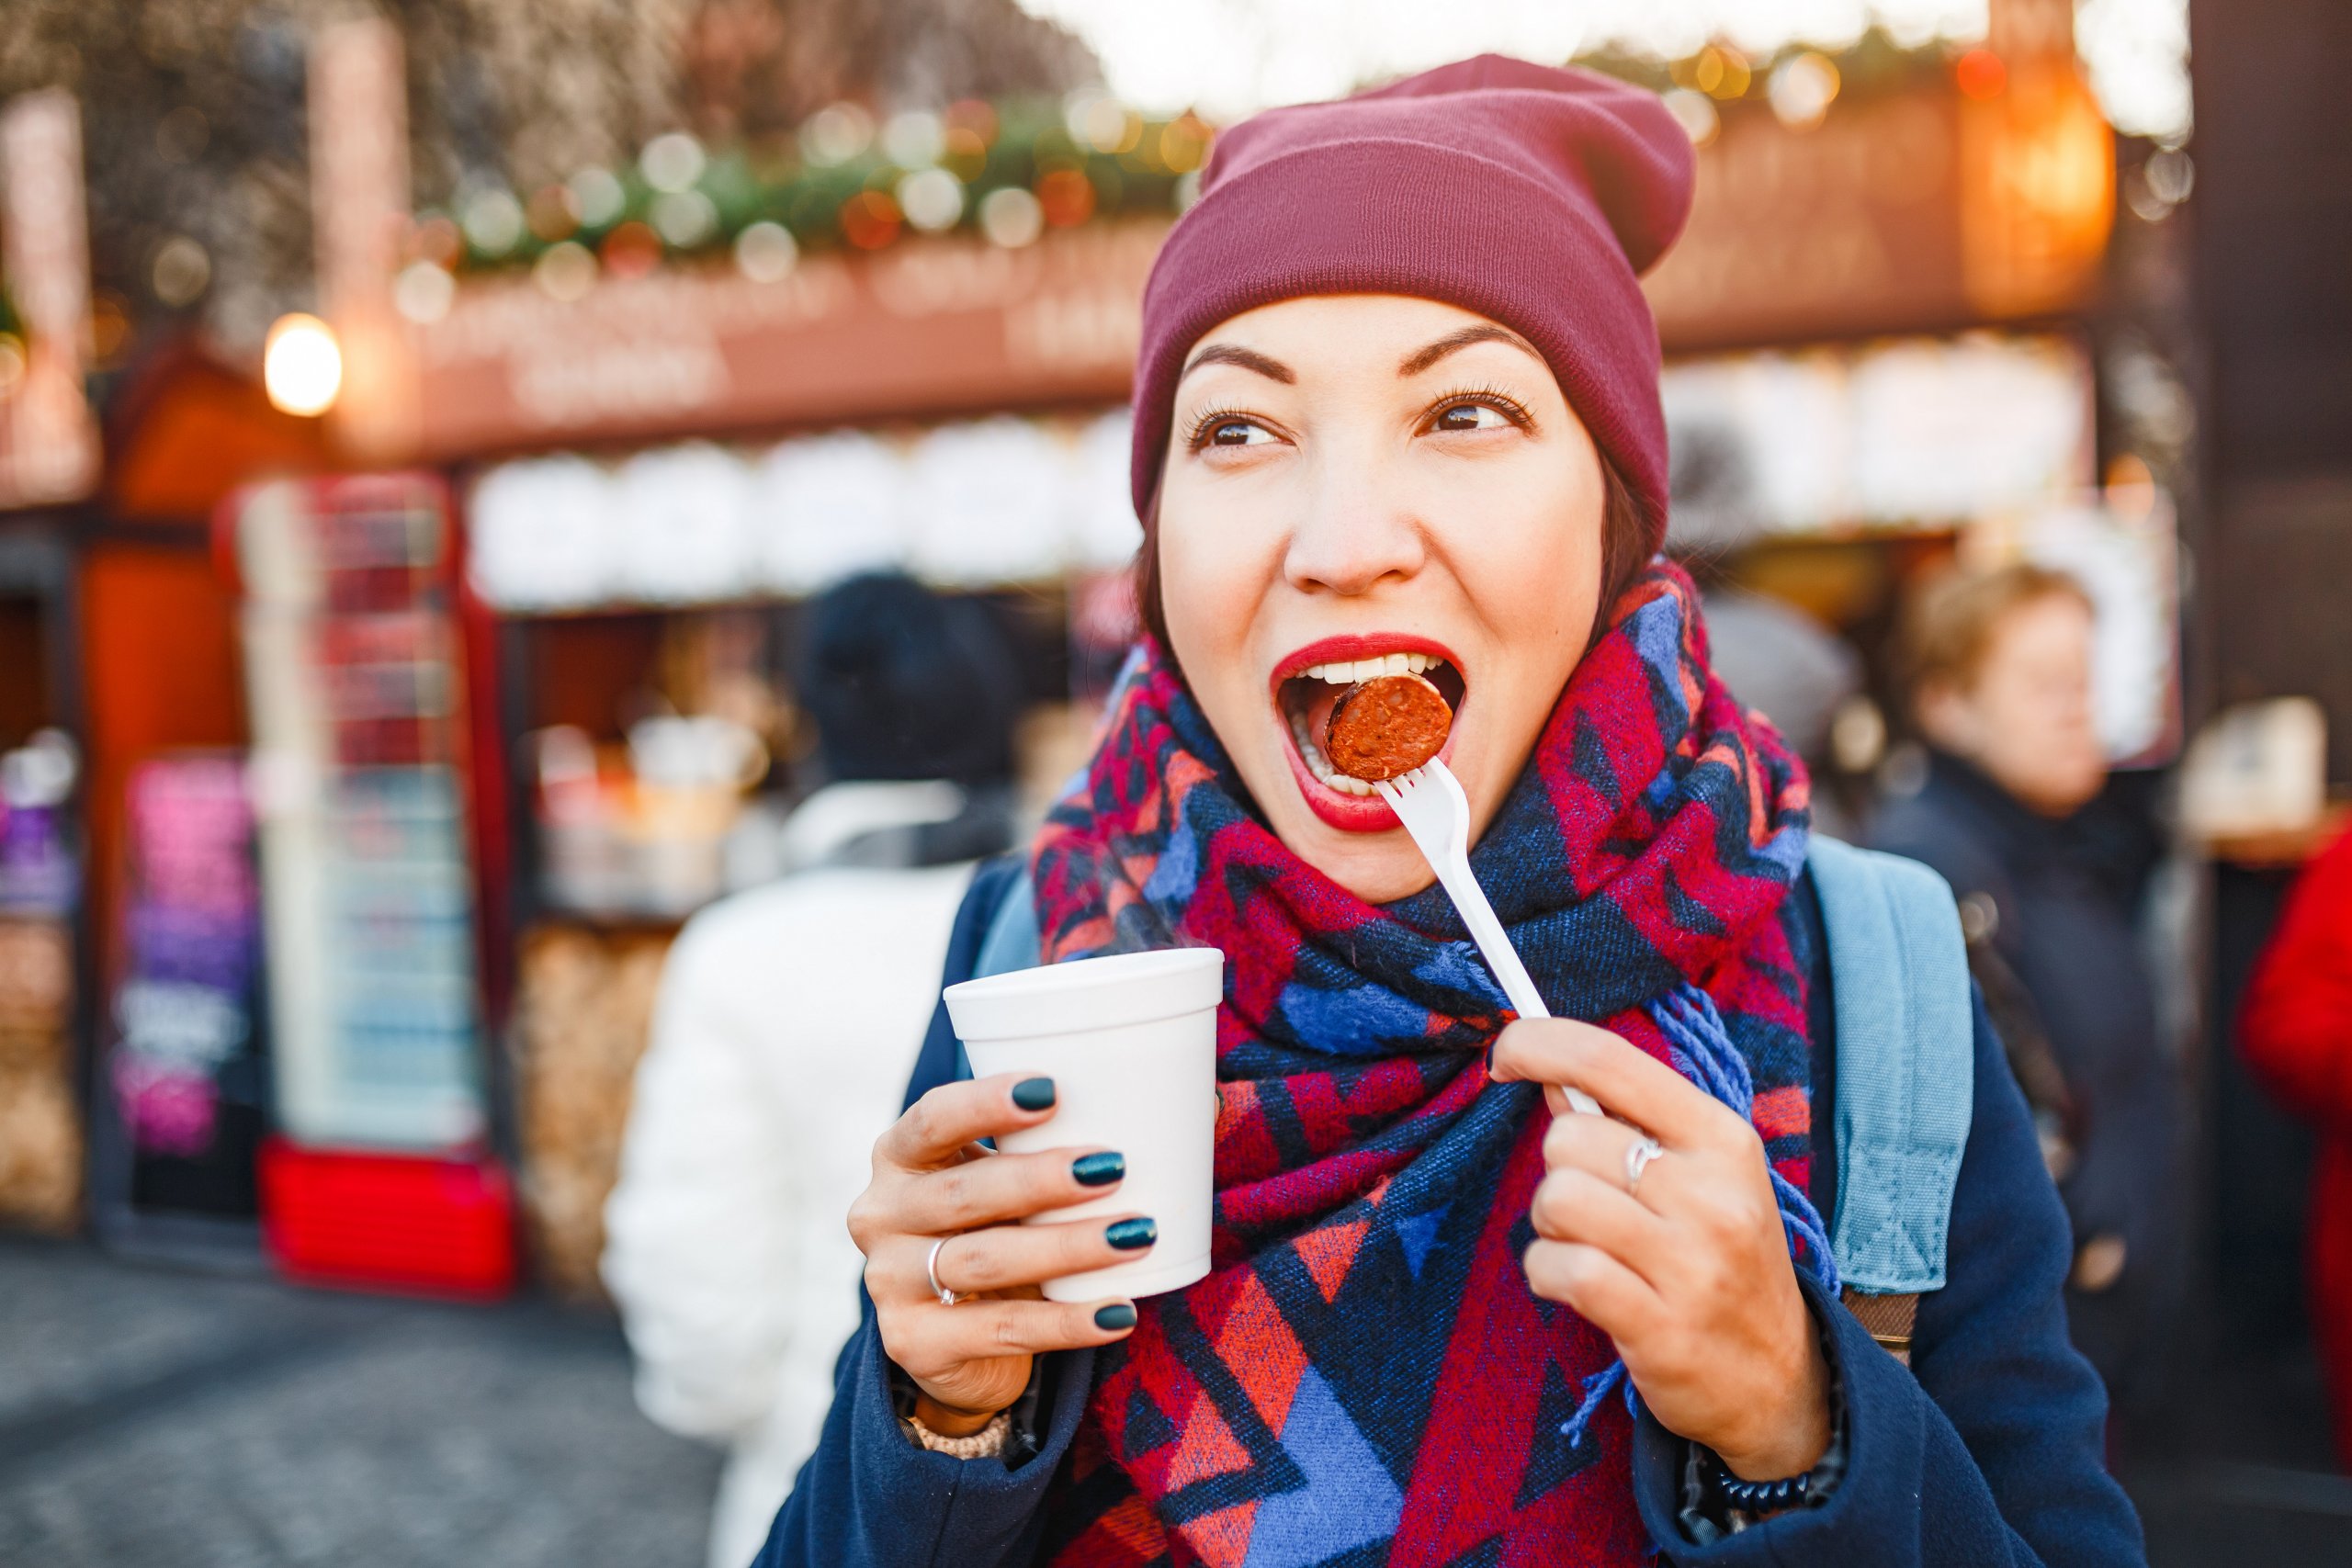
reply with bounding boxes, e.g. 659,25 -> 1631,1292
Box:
944,946 -> 1223,1040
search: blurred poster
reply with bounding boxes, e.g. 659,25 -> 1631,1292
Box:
234,475 -> 489,1150
107,756 -> 267,1219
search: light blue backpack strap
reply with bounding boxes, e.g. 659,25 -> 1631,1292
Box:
956,871 -> 1041,1081
974,870 -> 1041,979
1806,837 -> 1973,1297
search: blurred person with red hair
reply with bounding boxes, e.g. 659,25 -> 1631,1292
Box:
2240,826 -> 2352,1463
1871,563 -> 2187,1416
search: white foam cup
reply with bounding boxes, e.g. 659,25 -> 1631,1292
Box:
942,947 -> 1223,1303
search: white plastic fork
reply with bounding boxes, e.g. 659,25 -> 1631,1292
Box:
1376,760 -> 1605,1115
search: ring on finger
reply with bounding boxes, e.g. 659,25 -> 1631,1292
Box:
925,1235 -> 963,1307
1623,1134 -> 1665,1199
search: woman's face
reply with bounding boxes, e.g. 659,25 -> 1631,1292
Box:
1157,294 -> 1607,904
1919,592 -> 2106,818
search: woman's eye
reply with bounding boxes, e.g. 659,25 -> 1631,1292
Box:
1207,419 -> 1274,447
1431,401 -> 1512,433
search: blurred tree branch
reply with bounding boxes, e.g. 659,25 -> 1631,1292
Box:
0,0 -> 1095,365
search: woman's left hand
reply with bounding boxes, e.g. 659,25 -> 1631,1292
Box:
1490,1017 -> 1832,1481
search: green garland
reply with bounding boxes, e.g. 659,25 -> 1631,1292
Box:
412,31 -> 1972,283
417,96 -> 1209,279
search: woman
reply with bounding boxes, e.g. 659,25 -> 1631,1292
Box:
2240,825 -> 2352,1464
1871,564 -> 2185,1413
763,58 -> 2141,1565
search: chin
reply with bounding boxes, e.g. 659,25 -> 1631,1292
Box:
1283,813 -> 1442,904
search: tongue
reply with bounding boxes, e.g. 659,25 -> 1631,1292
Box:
1301,683 -> 1342,748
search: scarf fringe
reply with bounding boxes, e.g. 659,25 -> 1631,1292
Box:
1560,985 -> 1841,1452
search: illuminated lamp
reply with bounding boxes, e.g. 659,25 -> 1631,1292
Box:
264,313 -> 343,417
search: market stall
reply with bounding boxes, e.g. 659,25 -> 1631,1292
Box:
293,17 -> 1179,1292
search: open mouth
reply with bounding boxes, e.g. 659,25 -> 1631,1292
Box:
1272,641 -> 1467,817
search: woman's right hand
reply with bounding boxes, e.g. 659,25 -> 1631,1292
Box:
849,1074 -> 1154,1436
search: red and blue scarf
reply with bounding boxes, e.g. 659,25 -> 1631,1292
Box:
1030,564 -> 1816,1567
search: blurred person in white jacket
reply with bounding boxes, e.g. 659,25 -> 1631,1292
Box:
602,574 -> 1023,1568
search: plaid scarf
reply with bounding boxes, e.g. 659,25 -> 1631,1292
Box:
1029,564 -> 1815,1567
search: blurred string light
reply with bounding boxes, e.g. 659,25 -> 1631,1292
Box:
979,186 -> 1046,247
533,241 -> 598,301
2125,145 -> 2194,223
570,168 -> 627,228
1953,46 -> 2007,99
1768,52 -> 1841,128
1661,88 -> 1720,146
150,235 -> 212,308
394,260 -> 455,323
883,110 -> 947,167
639,131 -> 707,194
1012,0 -> 2189,143
734,221 -> 799,281
263,313 -> 342,417
458,185 -> 525,256
650,187 -> 719,247
896,167 -> 966,232
800,103 -> 876,166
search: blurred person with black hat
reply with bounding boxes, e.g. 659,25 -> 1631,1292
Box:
602,572 -> 1023,1568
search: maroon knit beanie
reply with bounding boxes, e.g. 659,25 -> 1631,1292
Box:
1129,54 -> 1695,554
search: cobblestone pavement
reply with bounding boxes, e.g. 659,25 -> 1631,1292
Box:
4,1235 -> 2346,1567
0,1236 -> 721,1568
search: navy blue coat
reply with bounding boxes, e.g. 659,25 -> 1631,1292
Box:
1871,752 -> 2187,1410
756,858 -> 2146,1567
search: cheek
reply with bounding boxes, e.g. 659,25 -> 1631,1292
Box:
1427,468 -> 1602,671
1155,503 -> 1258,667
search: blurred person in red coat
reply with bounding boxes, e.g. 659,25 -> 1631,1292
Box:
2241,825 -> 2352,1465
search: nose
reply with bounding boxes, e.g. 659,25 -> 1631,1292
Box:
1281,452 -> 1424,599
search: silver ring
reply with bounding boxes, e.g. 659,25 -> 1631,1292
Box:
1623,1134 -> 1665,1199
925,1236 -> 961,1307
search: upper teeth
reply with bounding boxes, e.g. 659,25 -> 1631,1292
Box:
1301,652 -> 1442,683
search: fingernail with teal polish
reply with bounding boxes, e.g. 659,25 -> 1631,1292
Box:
1072,1151 -> 1125,1187
1105,1217 -> 1157,1251
1094,1303 -> 1137,1331
1011,1077 -> 1056,1111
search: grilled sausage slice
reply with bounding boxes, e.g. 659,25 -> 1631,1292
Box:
1324,672 -> 1453,782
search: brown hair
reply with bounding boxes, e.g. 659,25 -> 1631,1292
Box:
1133,455 -> 1657,656
1901,562 -> 2095,708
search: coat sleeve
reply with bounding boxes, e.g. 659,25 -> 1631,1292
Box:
753,858 -> 1097,1568
1632,993 -> 2147,1566
2241,829 -> 2352,1134
602,905 -> 803,1443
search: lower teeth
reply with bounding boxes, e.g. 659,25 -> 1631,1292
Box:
1291,717 -> 1374,796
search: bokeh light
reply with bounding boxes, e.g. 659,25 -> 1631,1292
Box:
262,313 -> 343,417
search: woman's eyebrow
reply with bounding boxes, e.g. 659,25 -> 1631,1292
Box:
1179,344 -> 1295,384
1397,324 -> 1544,378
